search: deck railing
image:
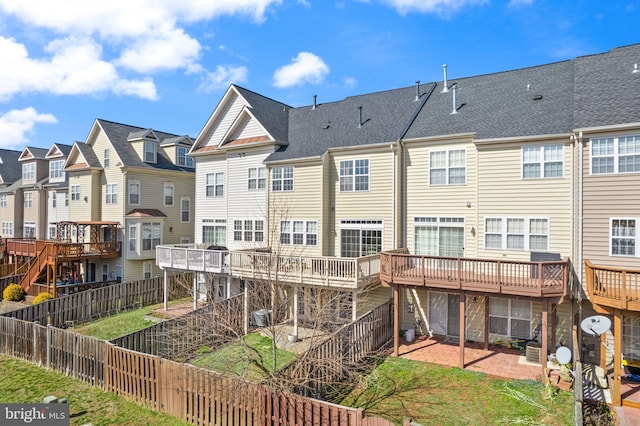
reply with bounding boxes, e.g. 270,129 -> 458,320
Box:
380,249 -> 568,298
585,260 -> 640,311
6,239 -> 121,259
229,251 -> 380,289
156,244 -> 229,273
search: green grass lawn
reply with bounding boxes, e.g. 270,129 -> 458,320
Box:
72,299 -> 188,340
0,356 -> 189,426
341,357 -> 574,426
190,333 -> 297,381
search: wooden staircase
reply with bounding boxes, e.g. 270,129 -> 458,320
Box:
18,242 -> 57,295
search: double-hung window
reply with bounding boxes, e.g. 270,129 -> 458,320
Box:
177,147 -> 193,167
429,149 -> 466,185
106,183 -> 118,204
591,135 -> 640,174
489,298 -> 532,339
142,222 -> 161,250
339,159 -> 369,191
414,217 -> 465,257
71,185 -> 80,201
24,192 -> 33,208
522,144 -> 563,178
129,224 -> 137,253
248,167 -> 266,190
206,172 -> 224,197
164,182 -> 174,206
484,217 -> 549,251
233,220 -> 264,242
181,197 -> 190,222
104,149 -> 110,168
22,163 -> 35,181
202,219 -> 226,246
51,192 -> 57,208
272,167 -> 294,191
49,160 -> 65,180
2,222 -> 13,236
280,220 -> 318,245
611,218 -> 637,256
144,140 -> 157,163
0,194 -> 6,207
23,222 -> 36,238
129,180 -> 140,205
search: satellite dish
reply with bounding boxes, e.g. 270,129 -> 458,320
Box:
581,315 -> 612,337
556,346 -> 572,365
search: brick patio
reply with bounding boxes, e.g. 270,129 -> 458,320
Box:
396,334 -> 545,381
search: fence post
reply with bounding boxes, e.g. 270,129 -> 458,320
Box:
32,321 -> 38,365
46,324 -> 52,369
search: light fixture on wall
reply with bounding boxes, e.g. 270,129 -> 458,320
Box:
470,226 -> 476,236
471,296 -> 478,303
465,201 -> 471,208
407,302 -> 415,313
84,196 -> 88,203
169,227 -> 173,232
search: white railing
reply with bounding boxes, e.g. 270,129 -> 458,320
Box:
156,244 -> 229,273
229,251 -> 380,289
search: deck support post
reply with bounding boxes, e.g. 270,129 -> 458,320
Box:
459,294 -> 465,369
243,283 -> 249,335
613,310 -> 622,406
550,303 -> 556,350
483,295 -> 489,351
163,269 -> 168,311
352,290 -> 358,321
292,284 -> 299,338
192,273 -> 197,310
393,284 -> 400,357
541,298 -> 549,380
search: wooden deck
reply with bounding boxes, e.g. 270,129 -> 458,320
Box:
6,239 -> 121,260
586,260 -> 640,312
380,250 -> 568,299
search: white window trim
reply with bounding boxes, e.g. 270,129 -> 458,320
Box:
143,261 -> 153,279
71,185 -> 80,201
22,163 -> 35,181
163,182 -> 174,206
128,223 -> 137,254
483,216 -> 550,251
104,148 -> 110,168
338,219 -> 384,257
339,159 -> 370,192
590,135 -> 640,176
521,144 -> 564,179
206,172 -> 224,197
142,222 -> 162,251
489,298 -> 532,339
233,219 -> 265,242
248,167 -> 266,190
128,180 -> 140,205
144,140 -> 157,164
280,220 -> 318,246
49,159 -> 65,181
413,217 -> 466,256
610,217 -> 638,257
429,149 -> 467,186
0,194 -> 6,207
272,166 -> 294,192
24,192 -> 33,208
2,221 -> 13,236
177,146 -> 194,168
106,183 -> 118,204
180,196 -> 190,223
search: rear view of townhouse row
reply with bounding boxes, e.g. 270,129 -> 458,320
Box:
1,43 -> 638,406
158,43 -> 640,407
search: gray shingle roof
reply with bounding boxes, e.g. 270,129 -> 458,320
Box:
266,84 -> 435,162
234,86 -> 291,144
96,119 -> 194,173
22,146 -> 49,160
75,142 -> 102,168
405,60 -> 575,140
0,149 -> 23,184
52,143 -> 73,156
573,43 -> 640,129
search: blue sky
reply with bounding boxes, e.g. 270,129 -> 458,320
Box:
0,0 -> 638,150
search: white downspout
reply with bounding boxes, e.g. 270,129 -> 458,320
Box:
391,141 -> 398,249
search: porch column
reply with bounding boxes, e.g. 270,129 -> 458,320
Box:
393,285 -> 399,357
459,294 -> 465,369
292,285 -> 299,338
483,296 -> 489,351
163,269 -> 168,311
613,310 -> 622,406
352,290 -> 357,322
243,283 -> 249,335
600,333 -> 608,371
541,299 -> 549,380
193,273 -> 197,310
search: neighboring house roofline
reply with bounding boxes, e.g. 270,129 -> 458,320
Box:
573,121 -> 640,134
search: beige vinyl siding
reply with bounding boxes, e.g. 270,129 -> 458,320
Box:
1,193 -> 19,237
356,284 -> 392,317
202,92 -> 244,148
404,138 -> 478,256
476,139 -> 572,261
92,132 -> 124,223
123,259 -> 161,283
322,158 -> 332,256
227,146 -> 271,228
330,147 -> 396,256
23,189 -> 47,239
230,114 -> 265,140
582,131 -> 640,273
194,155 -> 227,244
269,161 -> 324,258
47,189 -> 69,226
68,171 -> 100,221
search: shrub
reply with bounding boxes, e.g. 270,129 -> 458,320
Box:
3,284 -> 25,302
33,292 -> 54,304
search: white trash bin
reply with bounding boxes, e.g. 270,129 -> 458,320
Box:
406,328 -> 415,342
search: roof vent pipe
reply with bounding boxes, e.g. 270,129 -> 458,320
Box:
450,84 -> 458,114
358,106 -> 363,128
415,80 -> 420,101
313,94 -> 317,109
633,64 -> 639,74
442,64 -> 449,93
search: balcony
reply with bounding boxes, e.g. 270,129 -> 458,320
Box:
585,260 -> 640,312
230,251 -> 380,289
380,249 -> 568,299
6,239 -> 121,260
156,244 -> 229,274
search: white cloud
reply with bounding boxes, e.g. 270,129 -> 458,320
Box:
0,107 -> 57,149
344,77 -> 357,88
197,65 -> 249,92
508,0 -> 534,7
377,0 -> 487,16
272,52 -> 330,88
0,36 -> 157,101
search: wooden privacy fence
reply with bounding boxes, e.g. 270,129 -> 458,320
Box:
0,314 -> 379,425
111,294 -> 245,359
2,274 -> 191,326
278,299 -> 394,400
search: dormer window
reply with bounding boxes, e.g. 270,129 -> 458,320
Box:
22,163 -> 35,180
49,160 -> 65,180
177,146 -> 193,167
144,140 -> 157,163
104,149 -> 110,168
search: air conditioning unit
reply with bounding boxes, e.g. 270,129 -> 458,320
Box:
526,343 -> 542,364
251,309 -> 272,327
